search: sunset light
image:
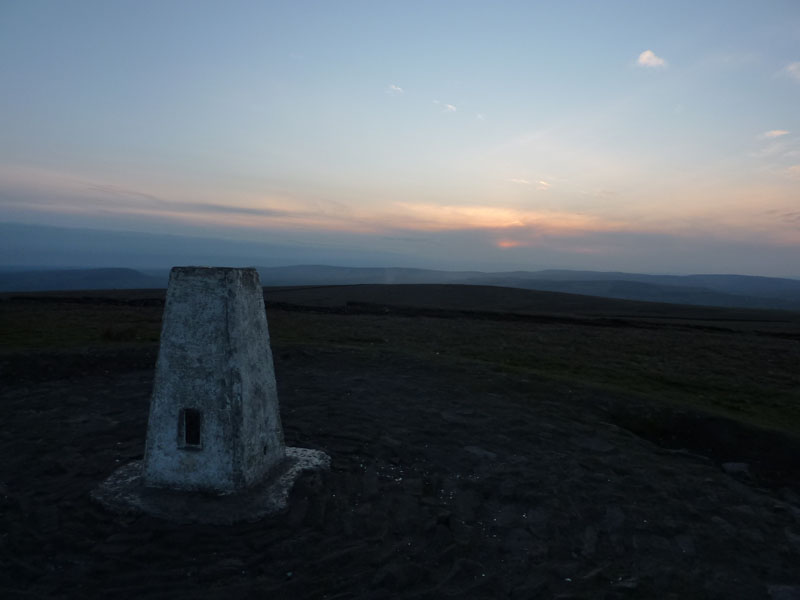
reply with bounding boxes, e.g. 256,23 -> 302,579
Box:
1,2 -> 798,275
4,5 -> 800,595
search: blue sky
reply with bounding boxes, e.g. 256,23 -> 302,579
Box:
1,1 -> 799,275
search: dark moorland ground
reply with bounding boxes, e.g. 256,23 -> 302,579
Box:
1,284 -> 800,599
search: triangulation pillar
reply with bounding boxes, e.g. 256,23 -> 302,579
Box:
92,266 -> 329,524
143,266 -> 285,493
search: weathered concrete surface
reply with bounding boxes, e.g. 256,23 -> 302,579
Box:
93,266 -> 330,522
142,266 -> 285,493
92,448 -> 331,524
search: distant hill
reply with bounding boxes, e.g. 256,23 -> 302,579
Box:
3,265 -> 800,311
254,265 -> 800,311
474,269 -> 800,299
0,268 -> 164,292
254,265 -> 485,285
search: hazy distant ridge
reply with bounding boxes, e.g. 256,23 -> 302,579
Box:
254,265 -> 800,310
3,265 -> 800,310
0,268 -> 163,292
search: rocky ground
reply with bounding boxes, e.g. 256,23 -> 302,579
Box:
2,340 -> 800,599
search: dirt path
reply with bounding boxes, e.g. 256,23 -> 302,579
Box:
2,345 -> 800,599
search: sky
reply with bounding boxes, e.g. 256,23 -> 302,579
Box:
1,1 -> 799,276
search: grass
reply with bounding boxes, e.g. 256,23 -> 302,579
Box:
0,300 -> 162,350
266,310 -> 800,434
2,288 -> 799,435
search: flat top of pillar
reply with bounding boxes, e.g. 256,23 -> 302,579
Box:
170,266 -> 257,275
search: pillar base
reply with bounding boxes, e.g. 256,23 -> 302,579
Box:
92,447 -> 330,524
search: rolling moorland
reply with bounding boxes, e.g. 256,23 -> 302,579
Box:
1,283 -> 800,598
3,264 -> 800,310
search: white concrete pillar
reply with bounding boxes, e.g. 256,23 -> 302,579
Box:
142,266 -> 285,493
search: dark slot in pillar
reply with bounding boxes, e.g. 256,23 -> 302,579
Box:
181,408 -> 202,447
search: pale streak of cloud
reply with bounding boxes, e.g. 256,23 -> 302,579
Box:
386,84 -> 404,95
390,202 -> 624,234
764,208 -> 800,226
750,133 -> 800,161
476,113 -> 485,120
637,50 -> 667,68
508,178 -> 550,190
760,130 -> 789,139
785,62 -> 800,82
786,165 -> 800,178
83,183 -> 303,219
85,183 -> 161,203
0,163 -> 86,193
433,100 -> 457,112
0,164 -> 362,232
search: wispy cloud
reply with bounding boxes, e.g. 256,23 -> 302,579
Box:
637,50 -> 667,68
84,183 -> 295,218
476,113 -> 485,121
0,166 -> 342,231
85,183 -> 161,203
784,62 -> 800,82
750,132 -> 800,161
769,210 -> 800,224
786,165 -> 800,178
386,83 -> 404,95
391,202 -> 625,234
760,130 -> 790,139
433,100 -> 457,112
508,178 -> 550,191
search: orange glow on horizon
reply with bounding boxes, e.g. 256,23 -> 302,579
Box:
5,162 -> 800,248
496,240 -> 526,248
